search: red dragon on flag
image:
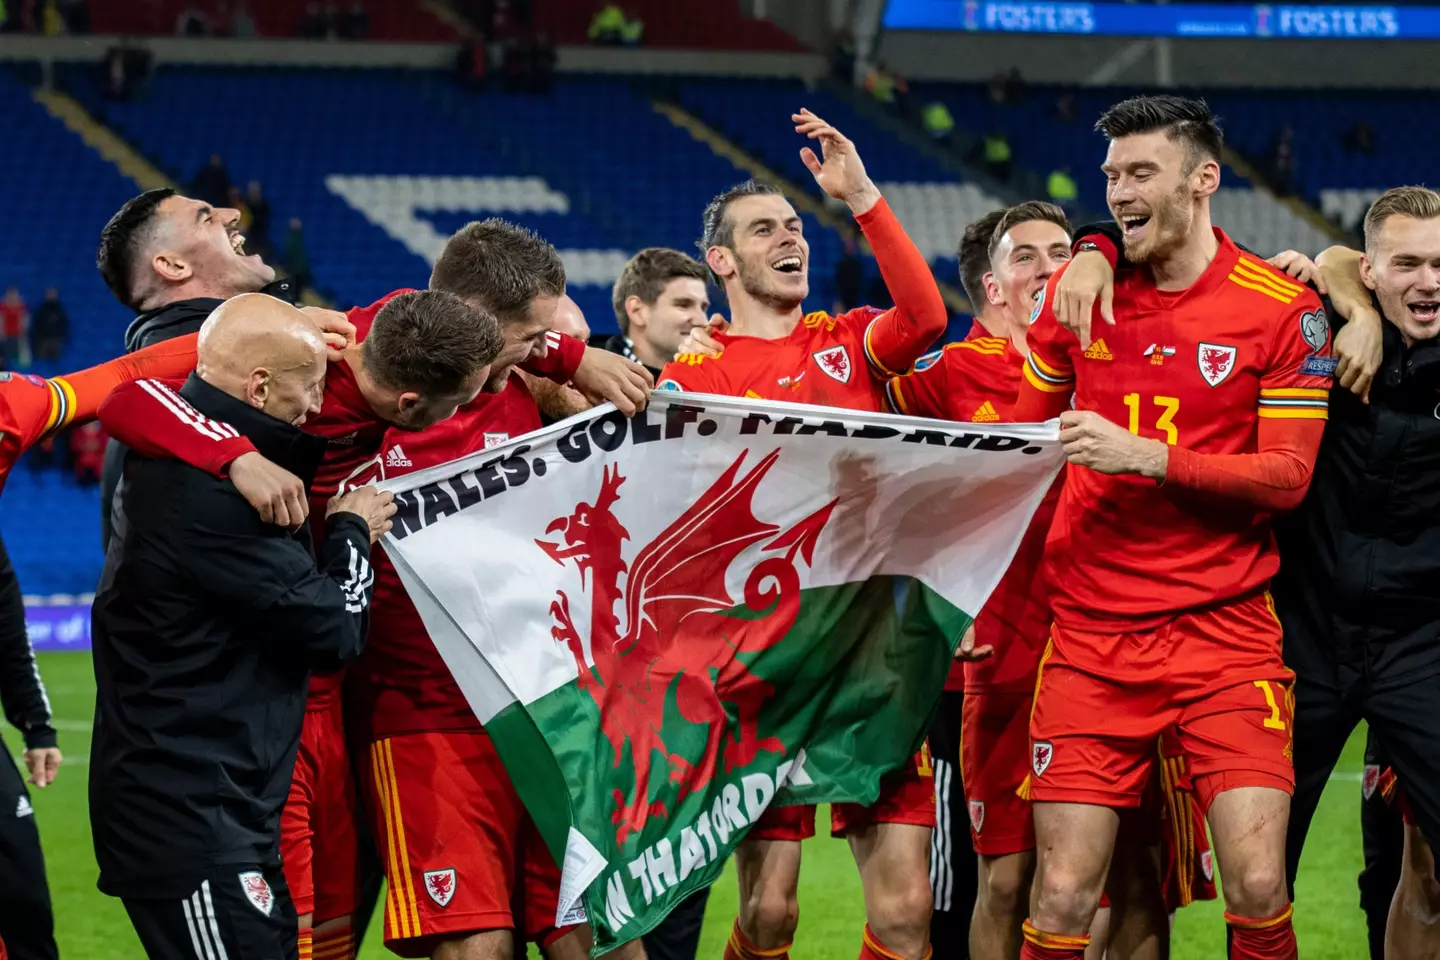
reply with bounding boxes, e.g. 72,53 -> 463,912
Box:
536,448 -> 836,843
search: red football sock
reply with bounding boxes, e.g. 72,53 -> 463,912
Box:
312,921 -> 354,960
296,928 -> 313,960
1020,920 -> 1089,960
857,924 -> 931,959
724,919 -> 791,960
1226,905 -> 1298,960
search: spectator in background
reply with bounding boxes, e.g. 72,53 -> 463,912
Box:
189,154 -> 231,208
0,287 -> 30,370
529,31 -> 556,95
69,421 -> 105,485
175,5 -> 210,35
922,99 -> 955,146
245,181 -> 271,258
231,1 -> 255,36
831,27 -> 856,85
456,35 -> 489,90
619,8 -> 643,45
227,185 -> 252,236
1270,124 -> 1295,196
282,218 -> 313,292
31,288 -> 67,362
982,130 -> 1012,183
300,2 -> 325,37
59,0 -> 87,33
1047,165 -> 1079,215
1344,119 -> 1375,155
864,64 -> 896,111
41,0 -> 63,35
987,70 -> 1008,105
588,3 -> 624,44
341,1 -> 367,38
834,235 -> 864,312
1004,67 -> 1026,101
1053,89 -> 1078,123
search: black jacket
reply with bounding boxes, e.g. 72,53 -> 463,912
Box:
0,534 -> 55,751
1273,308 -> 1440,687
90,373 -> 374,898
100,278 -> 299,552
596,334 -> 661,379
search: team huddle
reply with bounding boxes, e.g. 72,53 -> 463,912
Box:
0,92 -> 1435,960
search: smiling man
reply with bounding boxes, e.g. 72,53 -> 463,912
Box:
1009,95 -> 1332,960
96,187 -> 302,551
1271,186 -> 1440,960
658,109 -> 949,960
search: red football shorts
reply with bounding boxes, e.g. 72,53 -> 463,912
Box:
364,730 -> 578,958
280,699 -> 361,921
1157,741 -> 1217,911
1029,593 -> 1295,808
748,745 -> 936,841
961,691 -> 1035,857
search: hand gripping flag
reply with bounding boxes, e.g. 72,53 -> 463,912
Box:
380,392 -> 1062,953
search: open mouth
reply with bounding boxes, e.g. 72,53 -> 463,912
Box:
1408,300 -> 1440,324
229,230 -> 252,257
1120,214 -> 1151,238
770,255 -> 803,275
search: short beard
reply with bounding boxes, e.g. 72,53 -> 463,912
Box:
1123,181 -> 1191,264
736,255 -> 803,311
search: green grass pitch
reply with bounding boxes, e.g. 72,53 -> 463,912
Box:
21,652 -> 1371,958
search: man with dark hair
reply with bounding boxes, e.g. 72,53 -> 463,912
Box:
957,210 -> 1007,316
601,247 -> 710,376
659,109 -> 948,960
429,217 -> 652,407
95,187 -> 309,551
96,188 -> 277,317
890,203 -> 1072,960
1269,187 -> 1440,960
1009,94 -> 1330,960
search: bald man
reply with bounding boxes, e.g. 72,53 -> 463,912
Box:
90,292 -> 397,960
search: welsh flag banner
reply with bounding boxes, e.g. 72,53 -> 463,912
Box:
379,392 -> 1062,952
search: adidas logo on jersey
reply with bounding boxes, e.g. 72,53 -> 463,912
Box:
15,796 -> 33,818
385,445 -> 412,468
1083,338 -> 1113,361
971,401 -> 999,423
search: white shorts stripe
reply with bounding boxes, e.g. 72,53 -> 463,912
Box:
930,759 -> 954,911
201,880 -> 230,960
182,895 -> 211,960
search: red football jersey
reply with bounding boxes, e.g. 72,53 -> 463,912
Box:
349,375 -> 544,742
886,322 -> 1021,424
886,321 -> 1057,693
1021,229 -> 1331,633
658,307 -> 923,412
4,334 -> 208,494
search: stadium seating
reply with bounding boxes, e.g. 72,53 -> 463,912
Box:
90,0 -> 459,41
0,70 -> 144,595
531,0 -> 806,50
62,66 -> 878,326
914,81 -> 1338,255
